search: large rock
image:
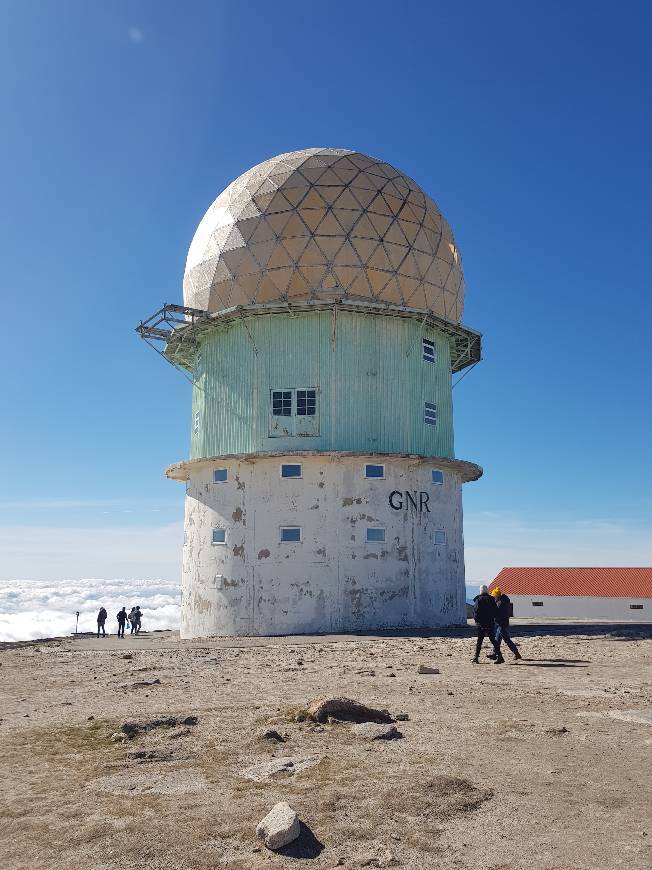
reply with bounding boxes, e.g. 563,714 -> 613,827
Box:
351,722 -> 402,740
256,801 -> 301,850
306,696 -> 393,724
417,665 -> 440,674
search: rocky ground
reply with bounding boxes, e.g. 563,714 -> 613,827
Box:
0,621 -> 650,870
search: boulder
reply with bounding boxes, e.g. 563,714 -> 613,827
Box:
260,728 -> 286,743
121,715 -> 198,737
240,756 -> 319,782
256,801 -> 301,850
351,722 -> 402,740
306,696 -> 393,724
417,665 -> 440,675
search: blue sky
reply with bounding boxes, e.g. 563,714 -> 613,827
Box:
0,1 -> 650,585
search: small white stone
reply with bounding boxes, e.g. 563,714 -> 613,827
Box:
256,801 -> 301,850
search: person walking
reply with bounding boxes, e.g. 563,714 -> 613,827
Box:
128,607 -> 137,634
96,607 -> 108,638
488,586 -> 522,661
116,606 -> 127,639
133,606 -> 142,634
471,585 -> 504,664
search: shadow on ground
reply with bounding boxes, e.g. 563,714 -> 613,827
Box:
517,660 -> 590,668
276,823 -> 324,860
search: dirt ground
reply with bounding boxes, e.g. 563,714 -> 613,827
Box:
1,621 -> 650,870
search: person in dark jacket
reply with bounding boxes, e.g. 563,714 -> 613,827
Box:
133,606 -> 142,634
96,607 -> 108,638
128,607 -> 137,634
116,607 -> 127,639
472,586 -> 504,664
488,586 -> 522,660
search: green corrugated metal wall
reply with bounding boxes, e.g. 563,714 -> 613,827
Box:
190,310 -> 454,459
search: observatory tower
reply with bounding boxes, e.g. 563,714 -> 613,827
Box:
138,148 -> 482,638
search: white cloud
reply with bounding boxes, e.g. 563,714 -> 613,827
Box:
0,577 -> 180,642
128,26 -> 144,44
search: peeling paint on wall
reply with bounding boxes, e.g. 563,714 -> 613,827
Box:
179,454 -> 468,637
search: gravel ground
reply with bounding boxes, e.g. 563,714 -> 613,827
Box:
0,621 -> 650,870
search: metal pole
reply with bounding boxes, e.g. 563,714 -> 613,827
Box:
75,611 -> 79,634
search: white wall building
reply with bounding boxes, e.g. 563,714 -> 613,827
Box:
490,568 -> 651,622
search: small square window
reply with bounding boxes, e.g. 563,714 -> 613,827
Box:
296,389 -> 317,416
280,526 -> 301,543
365,464 -> 385,479
424,402 -> 437,426
272,390 -> 292,416
213,468 -> 228,483
212,529 -> 226,545
629,604 -> 644,610
366,527 -> 386,543
422,338 -> 436,363
281,463 -> 302,479
532,601 -> 544,607
431,470 -> 444,484
433,530 -> 446,545
193,411 -> 200,433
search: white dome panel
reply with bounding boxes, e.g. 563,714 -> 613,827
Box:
183,148 -> 465,322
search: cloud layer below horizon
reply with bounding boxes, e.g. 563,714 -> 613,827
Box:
1,511 -> 650,641
0,577 -> 180,642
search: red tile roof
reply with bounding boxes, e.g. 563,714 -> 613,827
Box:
489,567 -> 652,599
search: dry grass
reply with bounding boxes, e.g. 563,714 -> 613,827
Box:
1,628 -> 650,869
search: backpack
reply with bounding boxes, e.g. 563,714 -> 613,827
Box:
473,594 -> 496,627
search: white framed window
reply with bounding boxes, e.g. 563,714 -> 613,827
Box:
272,390 -> 292,417
212,528 -> 226,545
280,526 -> 302,543
433,530 -> 446,545
270,388 -> 319,437
366,527 -> 386,543
364,463 -> 385,479
424,401 -> 437,426
193,411 -> 200,433
296,389 -> 317,416
630,604 -> 644,610
532,601 -> 544,607
422,338 -> 436,363
281,463 -> 302,479
213,468 -> 228,483
431,470 -> 444,485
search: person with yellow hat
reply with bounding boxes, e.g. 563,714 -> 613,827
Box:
488,585 -> 522,661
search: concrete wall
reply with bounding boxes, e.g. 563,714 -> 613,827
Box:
190,309 -> 454,460
180,454 -> 467,637
511,595 -> 649,621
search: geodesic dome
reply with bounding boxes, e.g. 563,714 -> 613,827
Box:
183,148 -> 465,322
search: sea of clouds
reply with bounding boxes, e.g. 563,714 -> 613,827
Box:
0,577 -> 180,642
0,577 -> 483,642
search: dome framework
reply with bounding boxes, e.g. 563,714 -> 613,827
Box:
184,148 -> 465,323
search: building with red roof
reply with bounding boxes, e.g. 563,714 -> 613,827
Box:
488,568 -> 651,620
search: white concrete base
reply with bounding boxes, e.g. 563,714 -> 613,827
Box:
511,595 -> 649,621
176,453 -> 475,637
